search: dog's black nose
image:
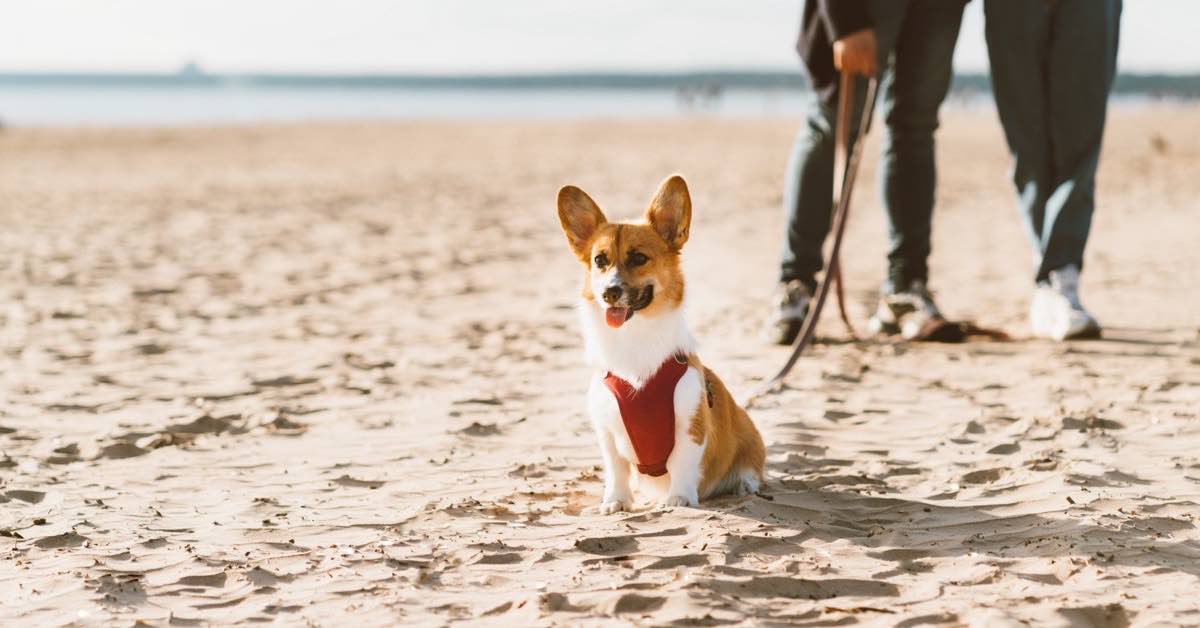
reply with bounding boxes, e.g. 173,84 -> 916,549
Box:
602,285 -> 623,305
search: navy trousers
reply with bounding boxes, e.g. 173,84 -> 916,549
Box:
779,0 -> 966,291
985,0 -> 1122,282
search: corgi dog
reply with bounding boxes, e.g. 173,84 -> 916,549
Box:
556,175 -> 765,512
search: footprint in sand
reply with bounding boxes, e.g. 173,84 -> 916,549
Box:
641,554 -> 708,570
456,421 -> 502,437
471,552 -> 525,565
5,490 -> 46,504
720,533 -> 805,564
331,475 -> 385,489
1063,416 -> 1125,431
960,468 -> 1006,485
697,576 -> 899,600
607,593 -> 666,615
34,532 -> 89,549
174,572 -> 228,588
574,534 -> 638,556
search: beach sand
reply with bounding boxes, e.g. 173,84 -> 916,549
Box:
1,107 -> 1198,626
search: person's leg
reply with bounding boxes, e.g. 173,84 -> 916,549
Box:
769,90 -> 853,343
770,11 -> 904,344
984,0 -> 1055,278
875,0 -> 965,289
778,97 -> 839,293
770,3 -> 915,344
1039,0 -> 1121,279
986,0 -> 1116,340
777,0 -> 910,289
770,83 -> 875,343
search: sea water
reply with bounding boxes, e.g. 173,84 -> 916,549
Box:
0,84 -> 816,127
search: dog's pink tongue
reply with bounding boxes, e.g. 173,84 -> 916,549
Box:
605,307 -> 630,328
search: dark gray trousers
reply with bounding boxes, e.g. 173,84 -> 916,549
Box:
985,0 -> 1122,282
779,0 -> 966,291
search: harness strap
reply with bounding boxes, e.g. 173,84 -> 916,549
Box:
603,354 -> 690,477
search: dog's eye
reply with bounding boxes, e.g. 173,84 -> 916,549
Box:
593,253 -> 609,269
627,251 -> 648,268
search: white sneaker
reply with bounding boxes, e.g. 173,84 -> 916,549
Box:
1030,265 -> 1101,340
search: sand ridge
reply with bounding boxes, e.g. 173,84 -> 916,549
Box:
0,110 -> 1198,625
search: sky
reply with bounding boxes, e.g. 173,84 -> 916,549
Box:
1,0 -> 1197,75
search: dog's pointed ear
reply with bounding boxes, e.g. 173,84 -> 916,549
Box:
645,175 -> 691,251
557,185 -> 607,260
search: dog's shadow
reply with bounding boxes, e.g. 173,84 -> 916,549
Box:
662,422 -> 1200,614
705,326 -> 1199,584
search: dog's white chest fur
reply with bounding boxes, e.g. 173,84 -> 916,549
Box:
578,300 -> 696,385
580,300 -> 705,505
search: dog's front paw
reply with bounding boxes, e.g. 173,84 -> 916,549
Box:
598,500 -> 627,515
660,494 -> 697,508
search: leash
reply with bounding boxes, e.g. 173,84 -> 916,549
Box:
743,73 -> 878,408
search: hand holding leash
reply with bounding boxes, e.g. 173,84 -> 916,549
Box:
833,29 -> 879,77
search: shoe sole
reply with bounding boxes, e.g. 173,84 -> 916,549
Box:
1062,323 -> 1102,341
1031,326 -> 1102,341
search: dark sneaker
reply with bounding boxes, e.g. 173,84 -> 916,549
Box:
763,279 -> 812,345
867,279 -> 943,340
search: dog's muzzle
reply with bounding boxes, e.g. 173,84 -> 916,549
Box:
601,283 -> 654,328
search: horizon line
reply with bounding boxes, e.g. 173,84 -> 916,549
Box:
1,69 -> 1198,98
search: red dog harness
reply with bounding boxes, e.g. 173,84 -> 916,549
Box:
603,354 -> 690,477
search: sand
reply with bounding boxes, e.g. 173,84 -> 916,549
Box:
0,107 -> 1198,626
